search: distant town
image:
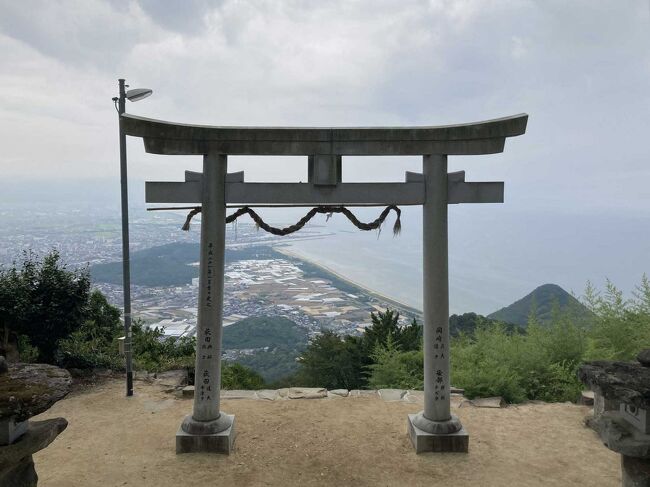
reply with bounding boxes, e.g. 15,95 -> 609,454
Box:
1,203 -> 420,357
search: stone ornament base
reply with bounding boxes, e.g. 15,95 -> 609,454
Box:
0,417 -> 28,445
0,418 -> 68,487
622,455 -> 650,487
176,414 -> 235,454
407,414 -> 469,453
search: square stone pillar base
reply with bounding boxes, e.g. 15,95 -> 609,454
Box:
407,414 -> 469,453
176,415 -> 236,454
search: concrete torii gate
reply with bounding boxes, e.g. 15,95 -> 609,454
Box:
121,113 -> 528,454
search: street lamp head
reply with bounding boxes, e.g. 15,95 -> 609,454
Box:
125,88 -> 153,102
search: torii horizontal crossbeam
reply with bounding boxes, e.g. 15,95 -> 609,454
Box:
121,113 -> 528,156
145,180 -> 504,206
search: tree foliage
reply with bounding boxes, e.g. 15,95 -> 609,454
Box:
364,309 -> 421,353
1,251 -> 91,362
293,331 -> 368,389
292,309 -> 422,389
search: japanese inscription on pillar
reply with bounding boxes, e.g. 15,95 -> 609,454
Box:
433,325 -> 446,402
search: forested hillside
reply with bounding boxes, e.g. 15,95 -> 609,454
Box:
488,283 -> 592,326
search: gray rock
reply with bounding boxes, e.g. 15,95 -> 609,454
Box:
0,356 -> 7,374
155,369 -> 188,388
378,389 -> 407,401
638,349 -> 650,368
67,368 -> 93,379
181,386 -> 195,398
0,363 -> 71,422
287,388 -> 327,399
133,370 -> 154,381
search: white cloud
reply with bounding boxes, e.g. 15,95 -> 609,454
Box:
0,0 -> 648,216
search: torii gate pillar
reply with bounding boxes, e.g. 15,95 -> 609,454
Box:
408,154 -> 468,452
176,153 -> 235,454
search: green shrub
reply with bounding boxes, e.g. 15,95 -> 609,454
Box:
16,335 -> 39,363
583,279 -> 650,361
0,251 -> 91,363
366,337 -> 423,389
131,322 -> 196,373
57,327 -> 123,370
450,324 -> 528,403
222,363 -> 266,389
522,361 -> 583,403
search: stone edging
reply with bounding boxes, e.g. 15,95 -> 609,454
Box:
173,386 -> 465,403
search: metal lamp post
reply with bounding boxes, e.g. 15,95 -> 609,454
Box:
113,78 -> 152,396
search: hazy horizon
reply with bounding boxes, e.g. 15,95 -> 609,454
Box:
1,1 -> 649,314
2,178 -> 647,316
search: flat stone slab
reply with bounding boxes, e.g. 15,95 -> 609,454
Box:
181,386 -> 195,398
0,364 -> 71,422
287,388 -> 327,399
403,390 -> 424,403
349,390 -> 378,398
256,390 -> 279,401
222,390 -> 259,400
176,415 -> 235,454
459,397 -> 506,408
329,389 -> 349,397
407,414 -> 469,453
378,389 -> 407,402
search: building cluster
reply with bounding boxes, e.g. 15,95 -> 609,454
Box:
4,203 -> 417,346
96,254 -> 416,340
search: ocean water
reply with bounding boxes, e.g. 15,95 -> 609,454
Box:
283,206 -> 650,315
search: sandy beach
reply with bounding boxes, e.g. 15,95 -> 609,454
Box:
275,245 -> 423,317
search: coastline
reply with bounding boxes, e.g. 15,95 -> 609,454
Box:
275,245 -> 423,318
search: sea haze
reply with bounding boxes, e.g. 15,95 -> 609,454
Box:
1,180 -> 648,316
282,205 -> 649,315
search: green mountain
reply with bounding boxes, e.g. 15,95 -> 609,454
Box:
449,312 -> 524,337
90,243 -> 284,286
487,283 -> 591,327
223,316 -> 308,350
223,316 -> 309,383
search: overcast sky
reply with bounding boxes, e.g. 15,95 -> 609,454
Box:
1,1 -> 649,309
1,0 -> 649,215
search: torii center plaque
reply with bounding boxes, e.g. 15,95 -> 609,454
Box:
121,113 -> 528,454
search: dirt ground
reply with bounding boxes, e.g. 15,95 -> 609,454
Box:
33,379 -> 620,487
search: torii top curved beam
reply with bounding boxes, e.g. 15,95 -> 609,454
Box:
121,113 -> 528,156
